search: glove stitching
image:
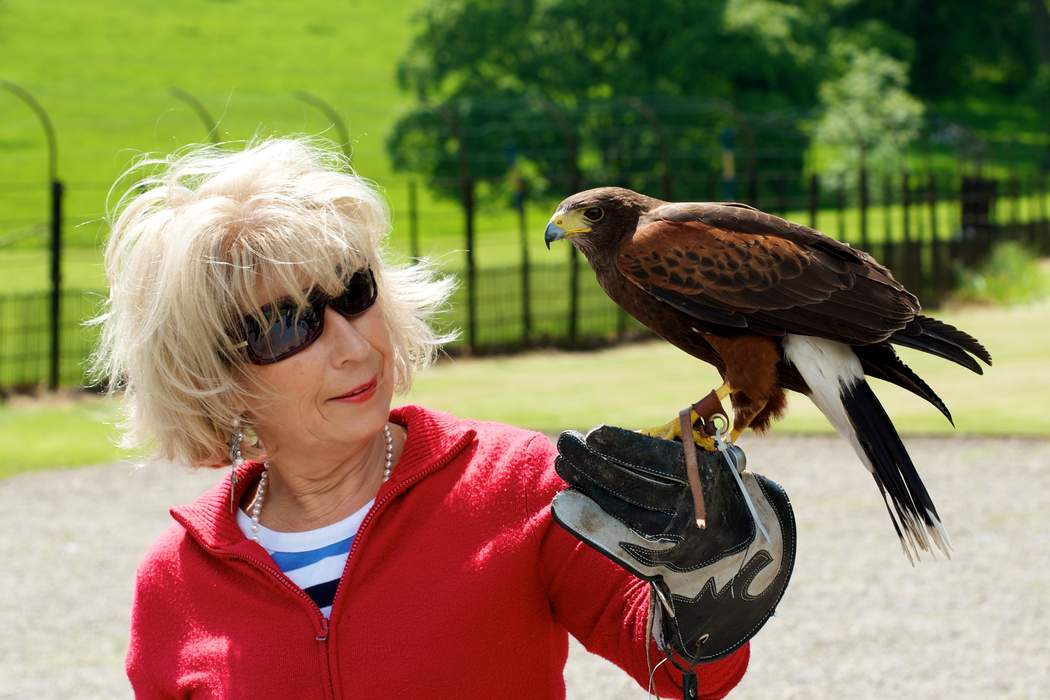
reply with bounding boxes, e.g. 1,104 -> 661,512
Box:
565,457 -> 678,515
621,536 -> 750,573
583,428 -> 690,484
586,444 -> 689,485
679,475 -> 795,660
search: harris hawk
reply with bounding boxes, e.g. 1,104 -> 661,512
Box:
543,187 -> 992,562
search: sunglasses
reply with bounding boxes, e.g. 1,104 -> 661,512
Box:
235,268 -> 378,365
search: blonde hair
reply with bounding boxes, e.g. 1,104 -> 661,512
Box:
91,137 -> 455,466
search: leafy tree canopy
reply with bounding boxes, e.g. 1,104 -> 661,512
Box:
812,47 -> 924,185
388,0 -> 820,201
388,0 -> 1046,202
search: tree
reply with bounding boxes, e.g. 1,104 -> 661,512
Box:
812,48 -> 924,187
387,0 -> 822,202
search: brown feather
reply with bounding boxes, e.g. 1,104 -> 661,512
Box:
548,187 -> 990,430
702,334 -> 786,433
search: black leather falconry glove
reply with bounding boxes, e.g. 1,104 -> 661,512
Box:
551,426 -> 796,681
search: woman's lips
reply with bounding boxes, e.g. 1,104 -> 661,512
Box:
330,376 -> 378,404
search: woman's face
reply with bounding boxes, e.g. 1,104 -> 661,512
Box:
243,292 -> 395,464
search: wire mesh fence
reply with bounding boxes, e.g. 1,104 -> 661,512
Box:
0,289 -> 104,391
0,216 -> 1047,393
2,92 -> 1050,391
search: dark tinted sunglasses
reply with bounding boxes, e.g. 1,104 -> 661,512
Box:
236,268 -> 378,365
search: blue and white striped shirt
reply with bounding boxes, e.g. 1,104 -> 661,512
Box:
236,499 -> 373,618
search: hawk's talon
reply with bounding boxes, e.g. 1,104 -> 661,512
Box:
638,414 -> 718,453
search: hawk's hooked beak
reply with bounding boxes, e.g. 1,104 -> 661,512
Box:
544,209 -> 591,250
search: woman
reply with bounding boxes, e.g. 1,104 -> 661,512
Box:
95,138 -> 751,698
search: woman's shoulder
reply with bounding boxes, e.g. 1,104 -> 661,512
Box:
395,403 -> 555,455
134,521 -> 197,591
453,413 -> 557,466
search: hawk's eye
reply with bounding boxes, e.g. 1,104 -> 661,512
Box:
583,207 -> 604,222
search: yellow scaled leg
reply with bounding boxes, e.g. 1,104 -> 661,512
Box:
716,380 -> 767,444
713,380 -> 739,443
634,411 -> 718,455
715,380 -> 733,401
638,411 -> 718,452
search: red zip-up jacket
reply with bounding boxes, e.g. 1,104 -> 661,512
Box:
127,404 -> 749,698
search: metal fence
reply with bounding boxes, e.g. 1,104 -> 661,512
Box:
1,170 -> 1049,393
3,94 -> 1050,391
0,289 -> 103,391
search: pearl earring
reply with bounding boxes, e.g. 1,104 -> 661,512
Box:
228,420 -> 246,513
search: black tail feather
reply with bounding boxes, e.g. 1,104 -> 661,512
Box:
839,377 -> 950,560
890,315 -> 993,374
915,315 -> 993,365
890,332 -> 983,374
854,343 -> 954,425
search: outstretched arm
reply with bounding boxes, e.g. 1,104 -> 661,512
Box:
548,427 -> 796,697
524,434 -> 753,698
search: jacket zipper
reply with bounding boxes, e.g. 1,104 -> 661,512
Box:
322,430 -> 476,696
218,547 -> 337,700
190,430 -> 475,700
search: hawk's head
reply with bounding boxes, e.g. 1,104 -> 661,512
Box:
544,187 -> 661,259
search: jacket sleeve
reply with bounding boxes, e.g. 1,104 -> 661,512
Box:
126,528 -> 183,699
523,434 -> 749,700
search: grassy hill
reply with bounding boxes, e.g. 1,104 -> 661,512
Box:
0,0 -> 441,248
0,0 -> 596,290
2,1 -> 1048,298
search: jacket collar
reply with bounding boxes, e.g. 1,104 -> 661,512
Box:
170,404 -> 477,551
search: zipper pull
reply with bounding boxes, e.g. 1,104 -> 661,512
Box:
316,616 -> 329,642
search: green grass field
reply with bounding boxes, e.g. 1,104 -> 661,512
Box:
2,300 -> 1046,480
0,0 -> 444,251
405,300 -> 1050,436
4,0 -> 1050,295
2,3 -> 1048,474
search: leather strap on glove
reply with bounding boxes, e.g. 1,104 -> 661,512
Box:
551,426 -> 796,680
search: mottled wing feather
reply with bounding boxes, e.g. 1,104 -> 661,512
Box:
618,204 -> 919,345
647,201 -> 866,265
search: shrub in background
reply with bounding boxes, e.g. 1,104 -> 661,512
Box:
953,242 -> 1050,305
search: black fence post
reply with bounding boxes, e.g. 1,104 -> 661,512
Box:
569,236 -> 580,345
747,171 -> 759,209
626,98 -> 673,200
837,180 -> 846,243
530,97 -> 582,347
808,174 -> 818,230
1,80 -> 62,389
882,175 -> 894,269
720,129 -> 736,201
516,178 -> 531,345
776,172 -> 789,219
859,166 -> 869,251
928,174 -> 943,302
464,175 -> 476,352
901,172 -> 913,288
430,102 -> 476,352
408,180 -> 420,260
49,179 -> 63,390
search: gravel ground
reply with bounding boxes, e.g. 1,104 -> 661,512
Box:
1,434 -> 1047,699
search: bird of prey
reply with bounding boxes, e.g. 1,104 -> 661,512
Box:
544,187 -> 991,561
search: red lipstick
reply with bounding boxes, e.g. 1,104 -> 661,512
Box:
331,376 -> 378,404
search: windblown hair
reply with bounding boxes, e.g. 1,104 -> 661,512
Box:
90,137 -> 455,467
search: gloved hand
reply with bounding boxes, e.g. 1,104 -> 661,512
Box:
551,425 -> 795,667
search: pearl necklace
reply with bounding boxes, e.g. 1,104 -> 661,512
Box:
250,424 -> 394,542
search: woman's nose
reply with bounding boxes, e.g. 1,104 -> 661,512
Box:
322,305 -> 371,364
